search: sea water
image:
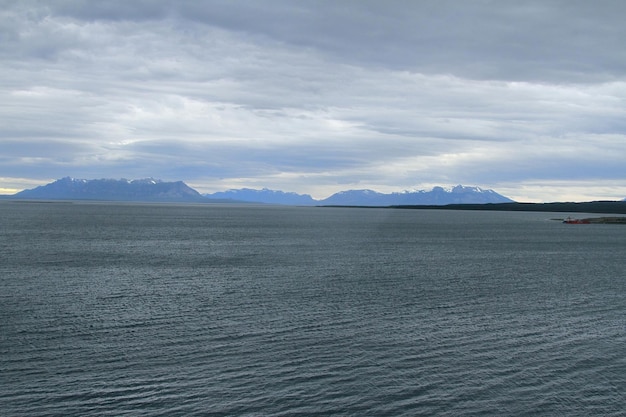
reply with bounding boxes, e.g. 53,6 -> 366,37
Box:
1,201 -> 625,416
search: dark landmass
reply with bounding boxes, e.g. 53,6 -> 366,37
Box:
388,201 -> 626,214
584,217 -> 626,224
559,216 -> 626,224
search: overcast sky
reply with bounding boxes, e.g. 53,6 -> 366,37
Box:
2,0 -> 625,201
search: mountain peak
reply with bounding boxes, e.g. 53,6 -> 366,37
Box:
129,178 -> 161,185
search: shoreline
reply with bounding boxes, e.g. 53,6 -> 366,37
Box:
559,216 -> 626,224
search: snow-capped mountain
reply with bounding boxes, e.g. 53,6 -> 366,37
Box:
319,185 -> 514,206
13,177 -> 206,202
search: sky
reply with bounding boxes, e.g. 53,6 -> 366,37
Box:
1,0 -> 626,202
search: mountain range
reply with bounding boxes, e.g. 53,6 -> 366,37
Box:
205,185 -> 514,205
6,177 -> 515,205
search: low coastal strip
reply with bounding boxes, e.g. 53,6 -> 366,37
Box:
388,201 -> 626,214
558,216 -> 626,224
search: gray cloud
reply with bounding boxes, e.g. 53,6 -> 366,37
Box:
1,1 -> 626,201
166,0 -> 626,83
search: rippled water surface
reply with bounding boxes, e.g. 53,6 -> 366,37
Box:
1,201 -> 625,416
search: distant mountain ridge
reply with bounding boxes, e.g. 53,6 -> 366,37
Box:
10,177 -> 515,205
318,186 -> 513,206
207,188 -> 317,205
206,184 -> 514,205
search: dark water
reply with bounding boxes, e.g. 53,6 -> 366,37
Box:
1,201 -> 625,416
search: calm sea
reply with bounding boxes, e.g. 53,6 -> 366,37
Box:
1,201 -> 625,416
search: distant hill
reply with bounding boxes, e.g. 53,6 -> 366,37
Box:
206,188 -> 317,205
13,177 -> 207,202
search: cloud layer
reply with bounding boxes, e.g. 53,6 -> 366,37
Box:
2,0 -> 626,201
